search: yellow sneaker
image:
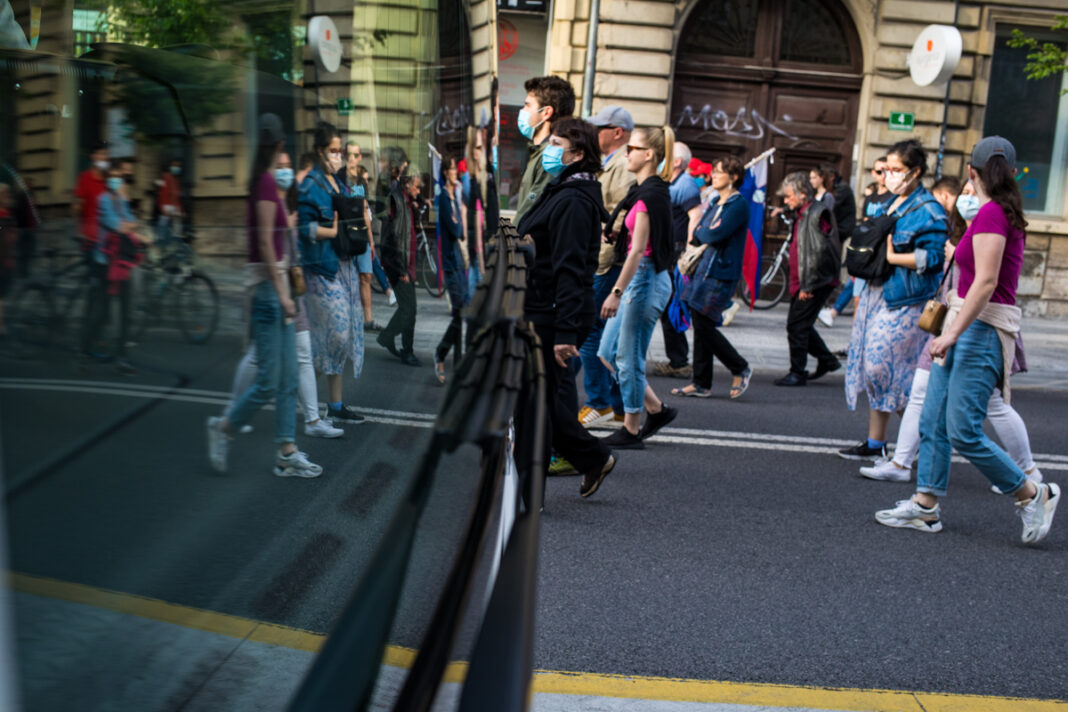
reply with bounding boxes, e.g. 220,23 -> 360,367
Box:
578,405 -> 614,428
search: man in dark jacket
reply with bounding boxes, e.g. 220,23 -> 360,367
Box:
823,162 -> 857,237
377,174 -> 422,366
775,171 -> 842,387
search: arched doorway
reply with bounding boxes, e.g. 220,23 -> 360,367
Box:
671,0 -> 863,227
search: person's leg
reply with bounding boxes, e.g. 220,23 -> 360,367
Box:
785,297 -> 814,375
869,409 -> 892,443
80,263 -> 108,355
690,311 -> 714,390
559,356 -> 580,415
805,285 -> 838,366
945,323 -> 1029,495
436,310 -> 461,363
397,279 -> 417,354
987,388 -> 1037,473
891,368 -> 928,468
273,320 -> 298,450
581,266 -> 621,410
706,322 -> 748,375
372,254 -> 390,292
832,279 -> 854,314
228,345 -> 258,416
229,286 -> 283,432
614,266 -> 656,432
114,280 -> 132,357
326,373 -> 344,404
379,274 -> 404,346
914,360 -> 953,501
359,273 -> 374,324
660,302 -> 689,369
295,330 -> 320,424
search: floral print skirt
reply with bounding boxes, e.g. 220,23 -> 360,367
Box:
845,284 -> 926,412
305,260 -> 364,378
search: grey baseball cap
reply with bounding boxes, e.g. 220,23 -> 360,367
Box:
259,113 -> 285,144
970,136 -> 1016,171
589,105 -> 634,132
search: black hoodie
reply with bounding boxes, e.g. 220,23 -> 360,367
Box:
516,165 -> 610,346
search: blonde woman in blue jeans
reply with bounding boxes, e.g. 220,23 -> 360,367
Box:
597,126 -> 679,450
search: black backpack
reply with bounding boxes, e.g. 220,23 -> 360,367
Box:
844,214 -> 895,281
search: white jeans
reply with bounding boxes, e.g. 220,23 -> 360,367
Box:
229,330 -> 320,424
894,368 -> 1035,471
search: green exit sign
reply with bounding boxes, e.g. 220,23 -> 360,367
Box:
889,111 -> 914,131
337,98 -> 353,116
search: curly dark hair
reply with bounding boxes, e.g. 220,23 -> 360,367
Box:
888,139 -> 929,179
717,156 -> 745,190
550,117 -> 602,175
523,76 -> 575,123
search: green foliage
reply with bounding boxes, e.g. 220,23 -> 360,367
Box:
1007,16 -> 1068,93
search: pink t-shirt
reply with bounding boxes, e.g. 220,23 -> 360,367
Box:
955,201 -> 1025,305
247,172 -> 288,263
624,200 -> 652,257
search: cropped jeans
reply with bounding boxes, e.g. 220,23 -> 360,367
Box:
598,257 -> 672,414
229,281 -> 298,444
580,265 -> 623,413
916,320 -> 1027,498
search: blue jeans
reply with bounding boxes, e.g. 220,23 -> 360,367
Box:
229,282 -> 298,444
468,262 -> 482,295
371,253 -> 390,291
580,265 -> 623,412
833,278 -> 854,313
916,320 -> 1026,498
598,258 -> 672,414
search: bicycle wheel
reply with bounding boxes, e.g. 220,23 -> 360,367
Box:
176,272 -> 219,344
8,283 -> 54,359
418,242 -> 444,298
749,256 -> 788,310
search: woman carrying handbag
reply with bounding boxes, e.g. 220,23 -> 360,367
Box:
673,156 -> 752,399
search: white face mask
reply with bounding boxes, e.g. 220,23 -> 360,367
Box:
884,170 -> 911,195
94,160 -> 110,171
328,153 -> 343,173
956,193 -> 980,221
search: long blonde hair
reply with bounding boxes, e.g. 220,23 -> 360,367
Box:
634,125 -> 675,181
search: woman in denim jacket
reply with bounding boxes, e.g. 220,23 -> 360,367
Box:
840,140 -> 948,461
298,122 -> 366,425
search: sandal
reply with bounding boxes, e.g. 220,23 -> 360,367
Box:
433,361 -> 446,386
730,368 -> 752,400
670,384 -> 711,398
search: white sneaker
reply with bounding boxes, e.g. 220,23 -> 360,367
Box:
875,498 -> 942,533
991,466 -> 1043,494
305,419 -> 344,438
206,416 -> 230,472
274,450 -> 323,478
721,300 -> 741,327
1016,482 -> 1059,545
860,458 -> 911,482
818,308 -> 834,328
239,424 -> 254,434
388,291 -> 397,306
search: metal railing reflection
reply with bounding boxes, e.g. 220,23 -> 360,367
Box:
289,219 -> 545,712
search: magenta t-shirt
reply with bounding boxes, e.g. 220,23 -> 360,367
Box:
625,200 -> 652,257
248,172 -> 288,263
955,201 -> 1025,305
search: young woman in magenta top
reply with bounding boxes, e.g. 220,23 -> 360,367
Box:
596,125 -> 679,450
875,136 -> 1059,544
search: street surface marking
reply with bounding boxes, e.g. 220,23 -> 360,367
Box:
8,572 -> 1065,711
3,378 -> 1068,468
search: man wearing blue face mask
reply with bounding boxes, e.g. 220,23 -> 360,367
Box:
513,76 -> 575,223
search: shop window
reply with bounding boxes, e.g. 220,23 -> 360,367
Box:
984,24 -> 1068,217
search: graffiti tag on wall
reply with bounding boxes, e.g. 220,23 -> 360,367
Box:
675,105 -> 799,141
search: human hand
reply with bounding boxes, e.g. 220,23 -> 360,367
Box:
929,332 -> 956,359
601,293 -> 621,320
399,275 -> 410,283
280,295 -> 297,319
799,290 -> 813,301
944,240 -> 956,261
554,343 -> 579,367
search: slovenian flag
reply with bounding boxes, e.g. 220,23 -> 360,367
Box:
739,153 -> 770,308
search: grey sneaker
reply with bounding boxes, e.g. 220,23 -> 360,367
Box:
305,419 -> 344,438
1016,482 -> 1059,545
875,498 -> 942,533
206,416 -> 229,473
274,450 -> 323,478
860,457 -> 911,482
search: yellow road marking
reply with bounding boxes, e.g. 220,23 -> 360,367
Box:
8,572 -> 1066,711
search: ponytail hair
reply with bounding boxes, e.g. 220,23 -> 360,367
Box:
635,126 -> 675,180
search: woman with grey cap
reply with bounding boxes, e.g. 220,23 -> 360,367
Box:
205,114 -> 323,478
875,136 -> 1059,544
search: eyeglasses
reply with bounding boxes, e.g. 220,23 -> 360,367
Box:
348,152 -> 362,159
626,144 -> 651,154
883,167 -> 909,175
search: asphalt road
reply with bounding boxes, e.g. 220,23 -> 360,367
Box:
3,286 -> 1067,706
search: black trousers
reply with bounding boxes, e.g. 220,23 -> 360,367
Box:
81,262 -> 131,357
529,321 -> 610,477
660,276 -> 689,368
691,310 -> 748,389
786,283 -> 837,375
382,273 -> 417,354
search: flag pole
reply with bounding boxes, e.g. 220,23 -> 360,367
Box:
744,147 -> 775,170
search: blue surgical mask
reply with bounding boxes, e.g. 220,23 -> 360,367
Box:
956,193 -> 980,221
542,144 -> 566,177
107,176 -> 123,192
274,167 -> 294,190
695,176 -> 706,188
657,159 -> 665,174
170,165 -> 181,175
517,108 -> 545,140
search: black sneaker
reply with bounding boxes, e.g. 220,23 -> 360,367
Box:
580,453 -> 616,498
600,426 -> 645,450
376,332 -> 400,357
838,441 -> 887,461
638,404 -> 678,440
327,405 -> 366,424
807,359 -> 842,381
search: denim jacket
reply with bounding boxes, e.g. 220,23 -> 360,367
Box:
883,185 -> 948,309
297,166 -> 340,279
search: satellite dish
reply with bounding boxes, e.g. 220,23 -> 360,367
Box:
908,25 -> 963,87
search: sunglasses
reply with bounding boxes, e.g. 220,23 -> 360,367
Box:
626,144 -> 651,155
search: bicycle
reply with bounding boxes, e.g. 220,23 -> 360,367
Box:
416,203 -> 444,298
7,244 -> 100,359
130,240 -> 219,345
739,211 -> 793,310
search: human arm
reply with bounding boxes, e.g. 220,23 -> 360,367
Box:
364,200 -> 375,254
929,232 -> 1004,359
886,233 -> 917,269
256,199 -> 296,318
549,198 -> 595,347
696,197 -> 748,247
601,207 -> 649,320
686,203 -> 703,244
